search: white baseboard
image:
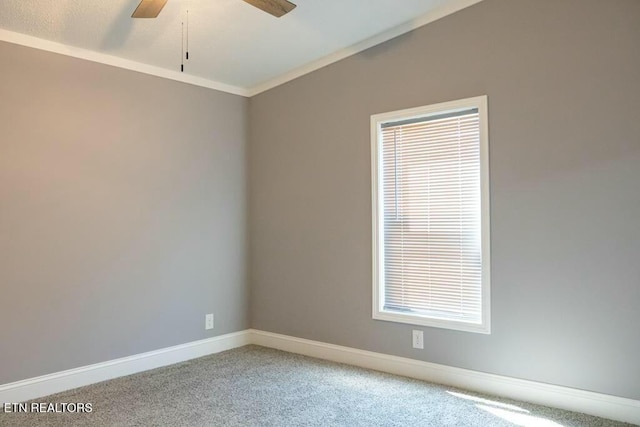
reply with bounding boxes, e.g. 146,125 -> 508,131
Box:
2,329 -> 638,425
248,329 -> 640,425
0,330 -> 251,404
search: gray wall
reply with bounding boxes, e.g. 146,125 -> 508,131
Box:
249,0 -> 640,400
0,42 -> 248,384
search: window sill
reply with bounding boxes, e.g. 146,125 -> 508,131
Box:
373,310 -> 491,335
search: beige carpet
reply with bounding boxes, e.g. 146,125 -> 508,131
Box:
0,345 -> 633,426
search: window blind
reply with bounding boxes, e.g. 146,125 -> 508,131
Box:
380,108 -> 483,324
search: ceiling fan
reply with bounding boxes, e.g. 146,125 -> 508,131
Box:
131,0 -> 296,19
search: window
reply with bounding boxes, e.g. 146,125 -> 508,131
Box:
371,96 -> 490,334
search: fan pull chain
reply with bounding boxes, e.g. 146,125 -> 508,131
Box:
181,21 -> 184,72
186,10 -> 189,60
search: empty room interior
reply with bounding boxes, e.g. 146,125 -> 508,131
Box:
1,0 -> 639,425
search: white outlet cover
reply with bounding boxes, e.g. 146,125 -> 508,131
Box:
205,314 -> 214,330
412,330 -> 424,349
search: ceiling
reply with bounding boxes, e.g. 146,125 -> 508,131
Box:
0,0 -> 481,96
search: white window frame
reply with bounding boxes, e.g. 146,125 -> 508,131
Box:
371,95 -> 491,334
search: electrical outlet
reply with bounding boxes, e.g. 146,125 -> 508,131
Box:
412,330 -> 424,349
205,313 -> 214,330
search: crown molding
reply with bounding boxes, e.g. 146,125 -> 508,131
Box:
245,0 -> 485,96
0,0 -> 484,98
0,28 -> 249,97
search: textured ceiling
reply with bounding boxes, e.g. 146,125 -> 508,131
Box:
0,0 -> 476,93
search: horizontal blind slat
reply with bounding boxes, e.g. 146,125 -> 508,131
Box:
381,109 -> 483,323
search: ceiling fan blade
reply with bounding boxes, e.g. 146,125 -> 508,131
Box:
242,0 -> 296,18
131,0 -> 168,18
